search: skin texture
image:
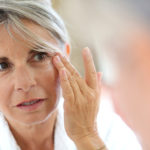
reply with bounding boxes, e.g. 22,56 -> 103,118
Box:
0,19 -> 105,150
53,50 -> 101,140
106,27 -> 150,150
53,49 -> 105,150
0,19 -> 60,150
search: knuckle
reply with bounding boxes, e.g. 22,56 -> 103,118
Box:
58,64 -> 64,71
90,70 -> 97,76
61,77 -> 68,82
72,71 -> 79,77
70,76 -> 75,83
63,60 -> 68,66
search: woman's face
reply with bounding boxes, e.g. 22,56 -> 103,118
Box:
0,19 -> 61,125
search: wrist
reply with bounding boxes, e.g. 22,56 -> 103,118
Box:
70,125 -> 99,142
73,133 -> 107,150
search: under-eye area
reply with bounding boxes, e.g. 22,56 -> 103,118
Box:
0,49 -> 53,72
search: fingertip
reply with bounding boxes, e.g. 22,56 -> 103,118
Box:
54,55 -> 61,63
82,47 -> 91,55
84,47 -> 90,50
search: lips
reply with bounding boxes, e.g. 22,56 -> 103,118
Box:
16,98 -> 47,112
16,98 -> 46,107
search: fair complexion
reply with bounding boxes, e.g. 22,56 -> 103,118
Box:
0,19 -> 106,150
0,20 -> 60,150
53,49 -> 106,150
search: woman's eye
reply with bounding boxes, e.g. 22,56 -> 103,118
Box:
32,52 -> 49,62
0,62 -> 10,71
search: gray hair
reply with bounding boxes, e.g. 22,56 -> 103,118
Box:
0,0 -> 69,55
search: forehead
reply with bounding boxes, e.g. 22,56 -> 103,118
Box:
0,19 -> 57,54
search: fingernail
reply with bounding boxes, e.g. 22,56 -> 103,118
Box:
61,54 -> 69,62
84,47 -> 90,54
55,56 -> 61,63
83,47 -> 92,57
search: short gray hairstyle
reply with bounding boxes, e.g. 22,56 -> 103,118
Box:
0,0 -> 69,54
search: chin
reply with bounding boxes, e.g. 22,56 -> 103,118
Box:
5,106 -> 57,127
4,97 -> 60,126
20,109 -> 57,126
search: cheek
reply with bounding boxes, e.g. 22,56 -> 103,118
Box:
0,78 -> 13,109
35,62 -> 60,96
36,63 -> 61,112
0,61 -> 60,111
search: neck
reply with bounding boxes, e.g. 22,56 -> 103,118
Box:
7,110 -> 58,150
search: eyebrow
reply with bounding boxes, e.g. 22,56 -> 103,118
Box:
0,47 -> 42,62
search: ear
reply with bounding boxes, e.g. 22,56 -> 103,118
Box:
64,43 -> 71,58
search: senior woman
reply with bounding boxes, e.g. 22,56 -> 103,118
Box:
0,0 -> 105,150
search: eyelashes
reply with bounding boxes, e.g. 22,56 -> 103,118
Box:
0,52 -> 51,72
0,62 -> 10,71
31,52 -> 50,62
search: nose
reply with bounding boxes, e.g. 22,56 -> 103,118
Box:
14,66 -> 37,93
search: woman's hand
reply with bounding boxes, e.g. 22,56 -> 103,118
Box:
53,47 -> 102,142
